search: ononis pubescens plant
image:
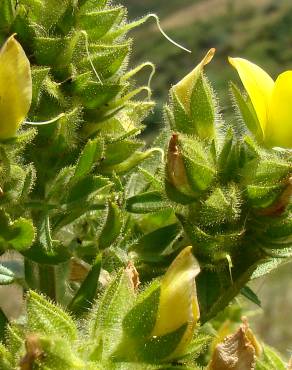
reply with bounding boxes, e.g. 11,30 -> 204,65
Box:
0,1 -> 291,369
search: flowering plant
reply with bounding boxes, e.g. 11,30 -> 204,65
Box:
0,0 -> 291,369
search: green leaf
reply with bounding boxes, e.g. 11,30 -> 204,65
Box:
0,264 -> 15,285
66,175 -> 111,203
27,290 -> 77,341
78,0 -> 108,11
126,191 -> 169,214
46,167 -> 75,202
230,82 -> 263,141
171,92 -> 193,134
101,247 -> 128,273
190,74 -> 215,140
179,135 -> 215,193
165,178 -> 196,205
31,66 -> 50,109
4,324 -> 23,361
256,345 -> 287,370
0,308 -> 8,341
68,254 -> 102,316
20,164 -> 36,200
0,0 -> 14,31
34,36 -> 67,66
80,43 -> 130,79
0,211 -> 35,253
0,165 -> 26,204
102,140 -> 143,167
187,333 -> 213,360
240,286 -> 261,307
99,202 -> 122,250
0,342 -> 13,370
24,241 -> 71,265
117,280 -> 188,362
130,223 -> 181,262
73,138 -> 104,180
217,129 -> 241,182
23,215 -> 70,264
257,160 -> 291,184
122,281 -> 160,340
29,0 -> 71,29
89,269 -> 135,359
78,7 -> 125,40
38,336 -> 85,370
74,81 -> 123,109
196,244 -> 260,323
264,215 -> 292,239
99,150 -> 157,175
246,184 -> 283,208
199,184 -> 242,225
137,325 -> 187,363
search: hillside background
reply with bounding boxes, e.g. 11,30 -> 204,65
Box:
123,0 -> 292,358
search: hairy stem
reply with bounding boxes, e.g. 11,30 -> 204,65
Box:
39,265 -> 57,301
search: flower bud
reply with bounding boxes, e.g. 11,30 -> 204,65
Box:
172,48 -> 215,114
166,133 -> 216,203
119,246 -> 201,362
0,35 -> 32,139
170,49 -> 216,139
151,246 -> 200,358
258,176 -> 292,216
166,133 -> 197,201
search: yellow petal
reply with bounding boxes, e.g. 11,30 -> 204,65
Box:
228,57 -> 274,135
172,48 -> 215,113
267,71 -> 292,148
0,35 -> 32,139
152,246 -> 200,337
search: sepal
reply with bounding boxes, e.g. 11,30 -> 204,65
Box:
170,49 -> 216,139
116,247 -> 200,362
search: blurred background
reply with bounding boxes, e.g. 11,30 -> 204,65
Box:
123,0 -> 292,359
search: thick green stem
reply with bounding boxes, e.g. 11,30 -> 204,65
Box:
39,264 -> 57,301
24,258 -> 39,291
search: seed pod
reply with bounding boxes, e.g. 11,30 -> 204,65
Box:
166,133 -> 197,201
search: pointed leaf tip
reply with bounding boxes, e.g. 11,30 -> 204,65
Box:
202,48 -> 216,66
172,48 -> 215,114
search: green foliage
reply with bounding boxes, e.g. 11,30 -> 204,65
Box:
256,345 -> 288,370
0,0 -> 160,304
0,211 -> 35,253
68,254 -> 102,315
0,276 -> 210,369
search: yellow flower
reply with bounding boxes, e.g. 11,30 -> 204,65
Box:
151,246 -> 200,358
229,56 -> 292,148
0,35 -> 32,139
